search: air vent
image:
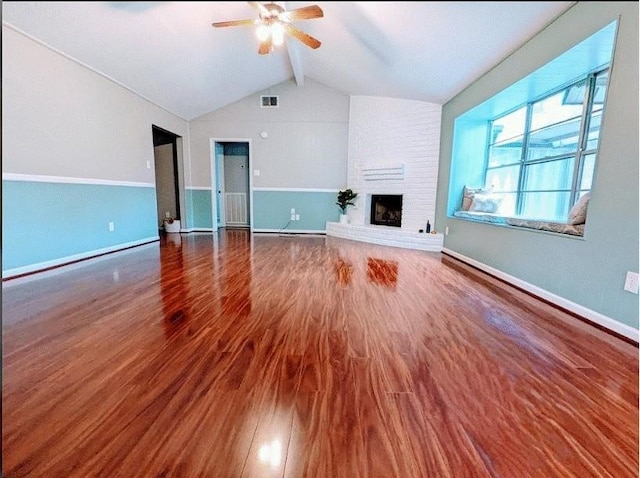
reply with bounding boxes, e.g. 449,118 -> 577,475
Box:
260,95 -> 279,108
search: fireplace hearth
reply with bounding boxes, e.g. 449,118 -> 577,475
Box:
370,194 -> 402,227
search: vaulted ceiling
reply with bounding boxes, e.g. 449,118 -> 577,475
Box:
2,1 -> 575,121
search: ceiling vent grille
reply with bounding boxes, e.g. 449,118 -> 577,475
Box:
260,95 -> 279,108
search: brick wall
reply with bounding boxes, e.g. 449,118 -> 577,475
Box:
347,96 -> 442,234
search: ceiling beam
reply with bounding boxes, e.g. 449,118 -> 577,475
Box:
286,38 -> 304,86
283,2 -> 304,86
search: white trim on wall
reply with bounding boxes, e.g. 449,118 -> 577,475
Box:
2,173 -> 155,188
2,236 -> 160,279
443,248 -> 639,343
185,186 -> 212,190
253,187 -> 341,193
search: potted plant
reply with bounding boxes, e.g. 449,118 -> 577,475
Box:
336,189 -> 358,224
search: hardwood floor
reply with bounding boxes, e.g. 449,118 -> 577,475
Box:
2,230 -> 638,477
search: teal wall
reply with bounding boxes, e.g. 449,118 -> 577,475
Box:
186,188 -> 213,229
448,119 -> 489,215
186,189 -> 338,231
253,191 -> 340,231
436,2 -> 639,332
2,180 -> 158,272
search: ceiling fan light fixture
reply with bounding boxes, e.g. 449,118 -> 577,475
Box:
212,2 -> 323,54
256,23 -> 270,42
271,22 -> 285,46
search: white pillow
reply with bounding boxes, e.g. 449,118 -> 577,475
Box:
462,186 -> 487,211
568,193 -> 590,225
469,193 -> 503,213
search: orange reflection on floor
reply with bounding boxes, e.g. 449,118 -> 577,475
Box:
334,258 -> 354,286
366,258 -> 398,288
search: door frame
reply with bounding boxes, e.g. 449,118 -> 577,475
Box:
210,138 -> 254,231
152,125 -> 186,232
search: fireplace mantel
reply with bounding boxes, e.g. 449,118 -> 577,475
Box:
326,222 -> 443,252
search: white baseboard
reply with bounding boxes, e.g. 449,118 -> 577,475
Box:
180,228 -> 214,233
442,248 -> 639,343
253,228 -> 326,234
2,237 -> 160,279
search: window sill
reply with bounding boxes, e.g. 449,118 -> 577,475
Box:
451,210 -> 585,238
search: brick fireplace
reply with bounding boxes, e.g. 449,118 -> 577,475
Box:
326,96 -> 444,252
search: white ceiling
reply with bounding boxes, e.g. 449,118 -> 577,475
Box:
2,1 -> 575,121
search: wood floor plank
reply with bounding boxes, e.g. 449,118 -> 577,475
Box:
2,231 -> 637,477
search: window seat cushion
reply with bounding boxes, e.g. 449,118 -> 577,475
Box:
453,211 -> 585,236
452,210 -> 508,224
505,218 -> 584,236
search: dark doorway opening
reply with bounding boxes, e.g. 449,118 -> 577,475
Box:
152,125 -> 180,231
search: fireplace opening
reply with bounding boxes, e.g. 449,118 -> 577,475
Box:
370,194 -> 402,227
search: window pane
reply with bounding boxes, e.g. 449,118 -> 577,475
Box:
488,136 -> 523,167
530,84 -> 585,131
496,192 -> 517,216
580,153 -> 596,190
592,69 -> 608,105
486,165 -> 520,192
520,191 -> 572,221
522,157 -> 575,192
527,118 -> 581,160
491,107 -> 526,144
585,109 -> 602,150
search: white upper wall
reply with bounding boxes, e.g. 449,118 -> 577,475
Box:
2,26 -> 189,183
188,78 -> 350,189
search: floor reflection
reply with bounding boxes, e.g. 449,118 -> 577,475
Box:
367,258 -> 398,289
217,228 -> 253,318
160,233 -> 191,338
334,258 -> 354,286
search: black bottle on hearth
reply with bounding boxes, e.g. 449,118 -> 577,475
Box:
426,220 -> 431,233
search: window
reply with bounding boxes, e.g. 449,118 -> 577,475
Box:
485,69 -> 608,221
447,20 -> 617,230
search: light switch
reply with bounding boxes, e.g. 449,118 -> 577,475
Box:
254,170 -> 260,176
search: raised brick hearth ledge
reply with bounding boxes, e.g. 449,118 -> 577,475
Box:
326,222 -> 443,252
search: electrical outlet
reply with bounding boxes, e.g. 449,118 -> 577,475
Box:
291,208 -> 295,214
290,214 -> 296,221
624,271 -> 639,294
108,222 -> 115,232
295,214 -> 300,221
445,226 -> 449,236
165,211 -> 171,218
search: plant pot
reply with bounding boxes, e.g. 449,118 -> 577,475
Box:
339,213 -> 349,224
164,219 -> 181,233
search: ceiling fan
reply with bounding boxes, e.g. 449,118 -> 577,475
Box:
212,2 -> 324,55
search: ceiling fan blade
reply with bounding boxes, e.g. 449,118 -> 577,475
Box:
258,37 -> 273,55
279,5 -> 323,22
284,24 -> 321,49
212,18 -> 256,28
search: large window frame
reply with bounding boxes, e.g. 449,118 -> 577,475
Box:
484,67 -> 609,222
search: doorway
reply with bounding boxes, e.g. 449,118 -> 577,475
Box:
152,126 -> 182,232
211,140 -> 252,231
